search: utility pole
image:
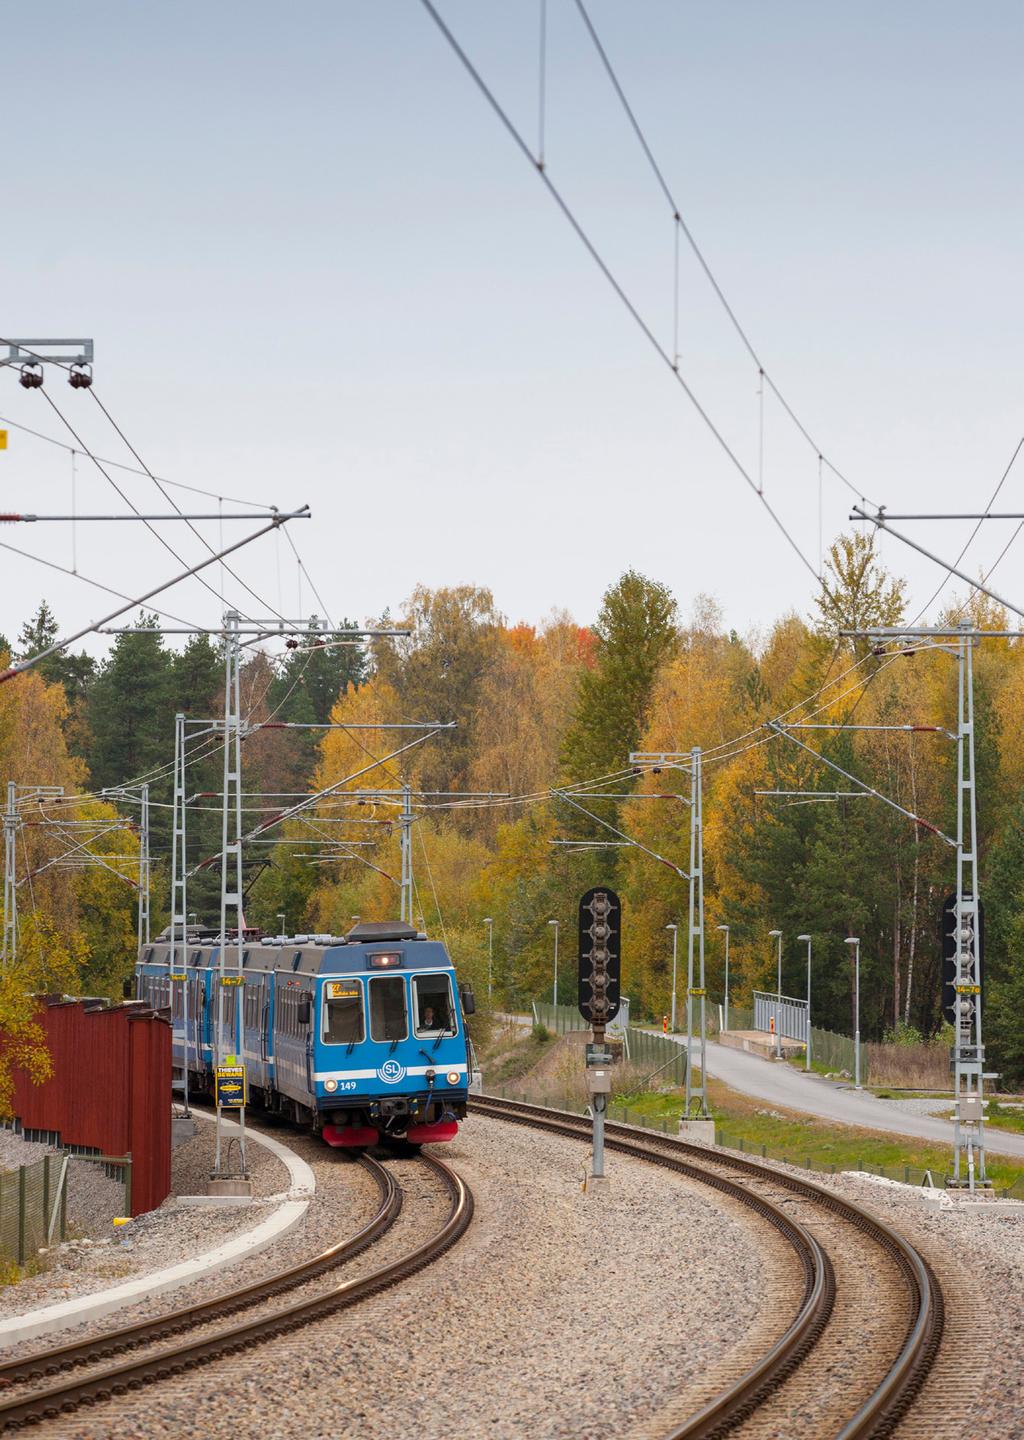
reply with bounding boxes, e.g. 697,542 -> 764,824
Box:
215,611 -> 247,1180
952,624 -> 985,1186
2,782 -> 16,963
399,782 -> 414,925
136,783 -> 151,949
170,713 -> 190,1115
686,747 -> 707,1117
483,917 -> 493,998
548,919 -> 560,1008
716,924 -> 730,1032
665,922 -> 678,1030
836,621 -> 1004,1187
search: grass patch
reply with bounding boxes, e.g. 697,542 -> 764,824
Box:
611,1078 -> 1024,1190
784,1053 -> 835,1079
478,1025 -> 553,1087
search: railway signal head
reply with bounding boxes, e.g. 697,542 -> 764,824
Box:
577,886 -> 621,1027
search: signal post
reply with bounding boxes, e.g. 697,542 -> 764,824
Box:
578,886 -> 621,1192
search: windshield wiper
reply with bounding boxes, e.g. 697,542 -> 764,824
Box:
432,1020 -> 456,1051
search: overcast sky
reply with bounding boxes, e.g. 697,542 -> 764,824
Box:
2,2 -> 1021,656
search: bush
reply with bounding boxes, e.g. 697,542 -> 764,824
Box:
882,1021 -> 924,1047
532,1023 -> 552,1044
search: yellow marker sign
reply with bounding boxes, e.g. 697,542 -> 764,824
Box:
170,972 -> 186,981
0,430 -> 7,450
954,983 -> 981,995
221,975 -> 244,986
214,1064 -> 247,1109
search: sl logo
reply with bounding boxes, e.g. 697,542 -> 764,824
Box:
378,1059 -> 406,1084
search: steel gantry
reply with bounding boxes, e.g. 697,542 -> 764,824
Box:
629,749 -> 708,1118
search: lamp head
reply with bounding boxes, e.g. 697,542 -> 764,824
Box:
768,929 -> 782,938
483,917 -> 492,924
548,918 -> 558,927
665,923 -> 677,932
797,933 -> 811,942
716,923 -> 729,932
845,936 -> 859,947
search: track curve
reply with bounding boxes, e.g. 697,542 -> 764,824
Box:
0,1151 -> 472,1432
471,1094 -> 942,1440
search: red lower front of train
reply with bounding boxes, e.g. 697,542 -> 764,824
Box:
322,1120 -> 459,1147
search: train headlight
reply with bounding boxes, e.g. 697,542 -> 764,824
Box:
446,1071 -> 460,1086
324,1079 -> 338,1092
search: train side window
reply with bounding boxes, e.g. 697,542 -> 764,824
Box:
368,976 -> 408,1042
322,983 -> 363,1045
413,975 -> 455,1036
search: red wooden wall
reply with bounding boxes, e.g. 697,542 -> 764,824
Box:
10,1000 -> 171,1216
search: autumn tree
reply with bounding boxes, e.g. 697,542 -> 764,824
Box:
814,533 -> 906,654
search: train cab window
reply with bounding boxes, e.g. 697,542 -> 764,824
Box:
414,975 -> 455,1036
368,976 -> 408,1043
322,982 -> 364,1045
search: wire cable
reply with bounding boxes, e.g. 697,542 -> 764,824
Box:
569,0 -> 876,509
0,412 -> 272,508
417,0 -> 822,585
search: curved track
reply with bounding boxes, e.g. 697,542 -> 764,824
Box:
0,1151 -> 472,1431
471,1094 -> 942,1440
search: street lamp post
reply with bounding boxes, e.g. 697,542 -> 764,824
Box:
768,929 -> 783,1058
548,919 -> 559,1009
797,934 -> 812,1072
666,923 -> 679,1030
277,911 -> 286,937
483,917 -> 493,999
845,937 -> 861,1089
716,924 -> 730,1032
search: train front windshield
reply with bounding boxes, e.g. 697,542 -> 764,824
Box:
414,974 -> 455,1035
369,975 -> 408,1041
323,983 -> 363,1045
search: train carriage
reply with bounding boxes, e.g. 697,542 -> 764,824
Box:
135,920 -> 474,1146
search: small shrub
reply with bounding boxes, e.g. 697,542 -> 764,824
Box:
882,1021 -> 924,1047
532,1024 -> 552,1044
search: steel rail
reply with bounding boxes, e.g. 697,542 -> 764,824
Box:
471,1095 -> 943,1440
0,1152 -> 399,1388
0,1153 -> 472,1431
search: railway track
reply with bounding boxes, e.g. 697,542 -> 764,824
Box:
0,1150 -> 473,1431
471,1094 -> 943,1440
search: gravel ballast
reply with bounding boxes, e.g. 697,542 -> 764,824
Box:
0,1115 -> 293,1321
35,1115 -> 788,1440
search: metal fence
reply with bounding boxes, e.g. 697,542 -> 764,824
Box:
531,1001 -> 686,1086
0,1155 -> 68,1267
807,1023 -> 869,1081
754,991 -> 809,1043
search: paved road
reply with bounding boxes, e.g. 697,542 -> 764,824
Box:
680,1036 -> 1024,1160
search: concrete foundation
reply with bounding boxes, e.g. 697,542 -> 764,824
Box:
207,1176 -> 254,1198
583,1175 -> 611,1194
678,1118 -> 716,1144
719,1029 -> 805,1061
178,1194 -> 253,1207
172,1116 -> 197,1148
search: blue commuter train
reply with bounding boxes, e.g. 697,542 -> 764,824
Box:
135,920 -> 476,1147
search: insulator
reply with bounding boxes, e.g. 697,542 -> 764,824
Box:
285,638 -> 299,649
18,364 -> 43,389
68,363 -> 93,389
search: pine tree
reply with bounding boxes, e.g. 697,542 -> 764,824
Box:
86,615 -> 172,790
561,570 -> 678,787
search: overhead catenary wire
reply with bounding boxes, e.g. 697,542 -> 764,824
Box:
88,387 -> 290,625
34,386 -> 260,623
568,0 -> 876,511
0,414 -> 272,506
416,0 -> 822,586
